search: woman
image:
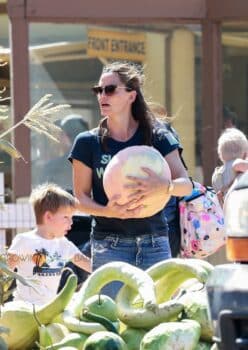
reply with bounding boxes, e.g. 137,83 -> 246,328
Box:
69,62 -> 192,297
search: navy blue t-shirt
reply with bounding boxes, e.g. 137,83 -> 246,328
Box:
69,125 -> 179,238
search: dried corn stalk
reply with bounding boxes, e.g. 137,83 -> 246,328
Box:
0,94 -> 70,159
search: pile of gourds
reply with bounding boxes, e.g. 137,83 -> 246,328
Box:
0,258 -> 218,350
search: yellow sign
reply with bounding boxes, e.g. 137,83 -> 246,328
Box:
87,28 -> 146,62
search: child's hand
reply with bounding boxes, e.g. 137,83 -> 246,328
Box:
232,158 -> 248,173
6,253 -> 20,270
217,190 -> 224,208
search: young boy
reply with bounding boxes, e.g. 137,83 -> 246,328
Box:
212,128 -> 248,206
7,183 -> 91,305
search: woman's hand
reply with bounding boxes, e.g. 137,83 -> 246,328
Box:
104,194 -> 145,219
124,167 -> 168,201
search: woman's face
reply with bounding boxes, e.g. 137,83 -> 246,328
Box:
97,72 -> 135,118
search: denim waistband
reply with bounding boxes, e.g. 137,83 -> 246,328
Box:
93,232 -> 168,241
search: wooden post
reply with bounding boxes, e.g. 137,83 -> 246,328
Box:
8,0 -> 31,199
201,20 -> 222,185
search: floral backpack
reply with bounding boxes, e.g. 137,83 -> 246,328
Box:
179,182 -> 226,259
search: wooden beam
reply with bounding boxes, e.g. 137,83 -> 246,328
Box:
25,0 -> 206,21
201,20 -> 222,185
208,0 -> 248,20
8,0 -> 248,21
8,0 -> 31,199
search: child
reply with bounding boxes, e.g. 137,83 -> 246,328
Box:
212,128 -> 248,206
7,183 -> 91,305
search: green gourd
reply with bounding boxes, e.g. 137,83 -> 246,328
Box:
38,322 -> 70,347
60,262 -> 156,335
83,331 -> 127,350
140,319 -> 201,350
44,332 -> 88,350
116,258 -> 211,328
0,274 -> 77,349
120,327 -> 147,350
70,261 -> 157,318
82,309 -> 119,334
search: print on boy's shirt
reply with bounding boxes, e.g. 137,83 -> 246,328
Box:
32,248 -> 65,276
96,154 -> 112,179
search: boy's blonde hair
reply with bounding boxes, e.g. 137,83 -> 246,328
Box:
30,183 -> 76,224
217,128 -> 248,162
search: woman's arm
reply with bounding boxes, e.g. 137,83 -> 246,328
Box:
125,149 -> 192,201
72,159 -> 143,218
164,149 -> 192,197
72,159 -> 104,216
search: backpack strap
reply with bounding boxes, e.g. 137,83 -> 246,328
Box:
179,153 -> 188,171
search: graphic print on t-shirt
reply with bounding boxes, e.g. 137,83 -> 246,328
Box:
32,248 -> 64,276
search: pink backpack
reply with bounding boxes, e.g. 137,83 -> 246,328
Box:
179,182 -> 226,258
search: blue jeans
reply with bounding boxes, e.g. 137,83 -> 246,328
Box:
91,233 -> 171,299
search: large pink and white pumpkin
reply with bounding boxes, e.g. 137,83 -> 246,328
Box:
103,145 -> 172,218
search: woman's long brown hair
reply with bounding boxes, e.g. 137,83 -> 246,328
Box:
98,62 -> 155,150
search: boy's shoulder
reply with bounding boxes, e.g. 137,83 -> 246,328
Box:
15,230 -> 35,237
8,230 -> 37,251
13,230 -> 36,239
24,229 -> 36,235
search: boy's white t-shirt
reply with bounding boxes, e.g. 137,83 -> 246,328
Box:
8,230 -> 81,305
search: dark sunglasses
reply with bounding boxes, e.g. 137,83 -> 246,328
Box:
91,84 -> 132,96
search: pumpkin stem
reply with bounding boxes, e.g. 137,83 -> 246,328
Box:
98,292 -> 102,305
